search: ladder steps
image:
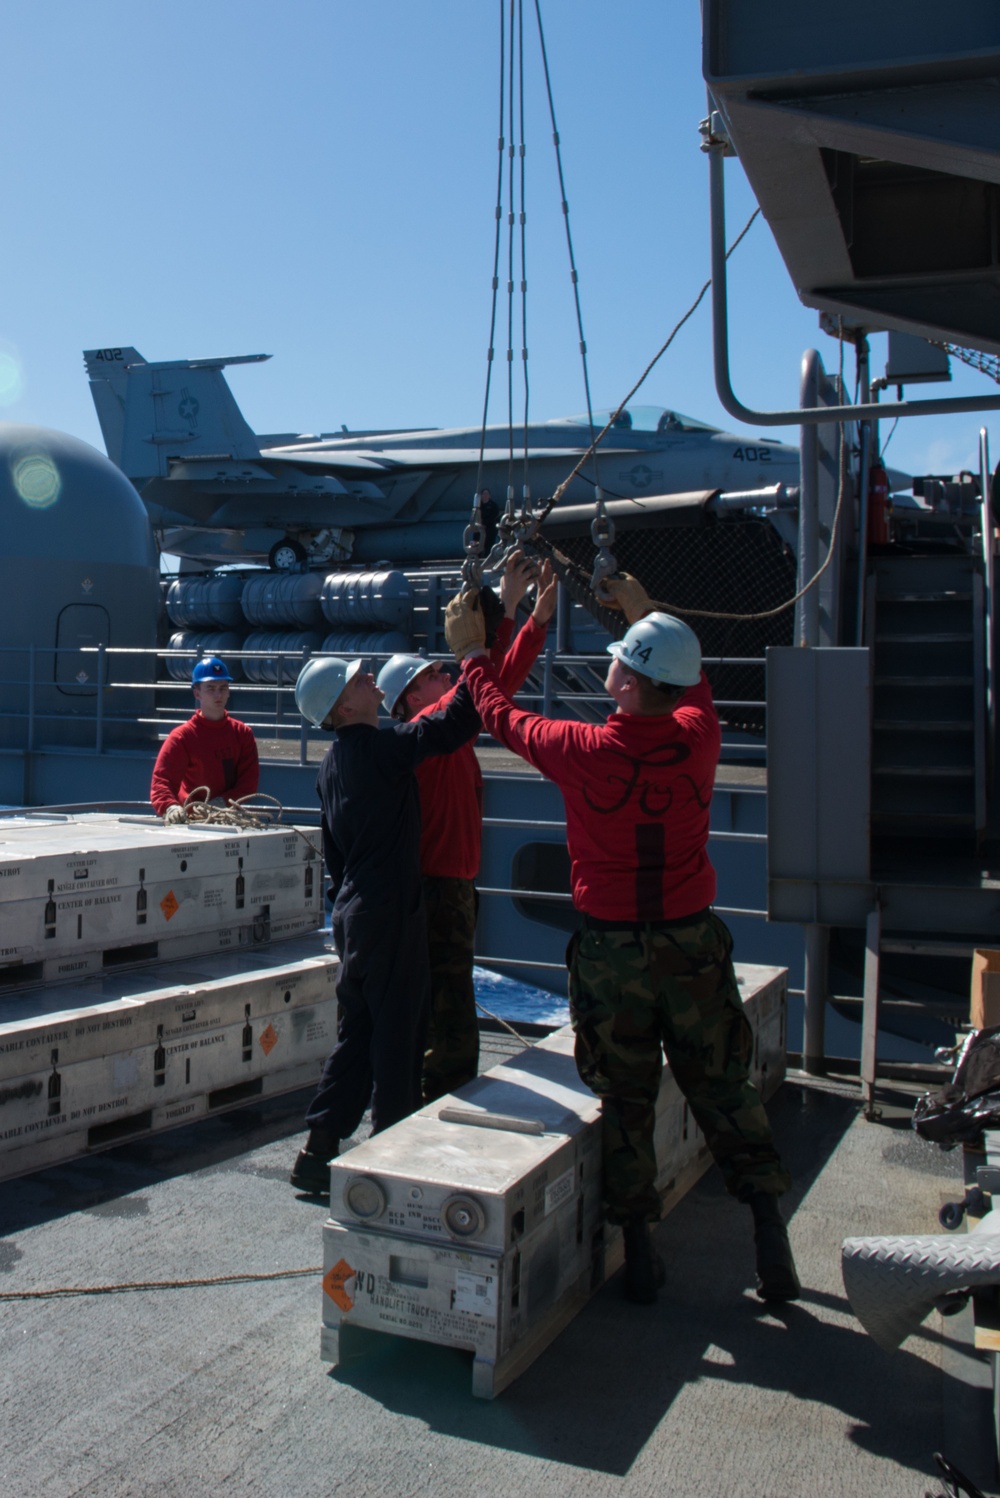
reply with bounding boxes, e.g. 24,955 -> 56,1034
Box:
875,632 -> 973,644
872,810 -> 974,824
873,720 -> 973,732
880,937 -> 979,957
872,765 -> 973,778
875,675 -> 974,687
875,591 -> 973,603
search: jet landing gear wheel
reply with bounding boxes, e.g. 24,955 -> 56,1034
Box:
269,537 -> 307,571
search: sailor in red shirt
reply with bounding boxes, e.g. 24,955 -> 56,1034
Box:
444,576 -> 798,1308
150,656 -> 259,824
376,554 -> 558,1101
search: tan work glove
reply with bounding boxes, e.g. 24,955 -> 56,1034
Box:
163,804 -> 187,826
603,572 -> 654,625
444,589 -> 487,661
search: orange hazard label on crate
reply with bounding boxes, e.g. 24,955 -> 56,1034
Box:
160,890 -> 179,921
323,1259 -> 356,1312
259,1023 -> 278,1056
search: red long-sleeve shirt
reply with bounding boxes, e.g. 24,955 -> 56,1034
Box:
414,615 -> 549,879
150,712 -> 260,815
462,659 -> 720,921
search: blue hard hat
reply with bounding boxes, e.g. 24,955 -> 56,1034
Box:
192,656 -> 233,684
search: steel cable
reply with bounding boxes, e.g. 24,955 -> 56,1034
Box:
533,0 -> 599,491
474,0 -> 508,502
517,0 -> 531,513
505,0 -> 516,500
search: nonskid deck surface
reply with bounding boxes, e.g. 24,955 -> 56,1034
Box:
0,1046 -> 994,1498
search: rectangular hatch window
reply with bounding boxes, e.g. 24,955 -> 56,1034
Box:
55,604 -> 110,697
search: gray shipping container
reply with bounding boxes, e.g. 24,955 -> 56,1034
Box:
321,963 -> 786,1397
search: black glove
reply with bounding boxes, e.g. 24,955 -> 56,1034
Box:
479,585 -> 506,648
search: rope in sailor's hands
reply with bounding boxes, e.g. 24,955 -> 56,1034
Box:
535,207 -> 761,527
644,425 -> 849,623
530,363 -> 850,629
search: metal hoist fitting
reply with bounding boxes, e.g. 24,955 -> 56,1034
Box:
589,488 -> 618,599
462,497 -> 486,588
478,485 -> 544,578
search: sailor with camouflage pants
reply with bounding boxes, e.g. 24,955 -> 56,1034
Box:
446,573 -> 800,1307
568,911 -> 789,1225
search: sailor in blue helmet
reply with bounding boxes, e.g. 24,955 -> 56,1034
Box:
289,652 -> 480,1197
150,656 -> 259,824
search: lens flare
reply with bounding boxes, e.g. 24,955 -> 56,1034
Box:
0,345 -> 24,407
12,450 -> 61,508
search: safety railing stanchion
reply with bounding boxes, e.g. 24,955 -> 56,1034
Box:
299,649 -> 311,767
542,641 -> 553,718
980,427 -> 995,782
95,644 -> 105,754
26,643 -> 35,754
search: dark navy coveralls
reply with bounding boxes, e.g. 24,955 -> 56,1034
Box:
305,683 -> 480,1140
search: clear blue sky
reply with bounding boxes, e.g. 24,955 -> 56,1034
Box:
0,0 -> 993,483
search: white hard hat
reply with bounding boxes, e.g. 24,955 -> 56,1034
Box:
376,654 -> 434,718
294,655 -> 362,727
606,612 -> 701,687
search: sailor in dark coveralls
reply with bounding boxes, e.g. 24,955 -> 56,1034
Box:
289,653 -> 480,1196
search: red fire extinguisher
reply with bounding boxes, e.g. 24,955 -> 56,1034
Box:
868,464 -> 891,546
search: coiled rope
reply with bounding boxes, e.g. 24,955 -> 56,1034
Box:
179,789 -> 285,829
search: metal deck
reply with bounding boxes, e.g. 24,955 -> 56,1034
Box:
0,1045 -> 994,1496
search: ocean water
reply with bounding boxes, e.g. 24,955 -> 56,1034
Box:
474,965 -> 569,1028
316,910 -> 567,1027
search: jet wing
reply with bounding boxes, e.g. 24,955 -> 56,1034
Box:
258,446 -> 403,471
259,445 -> 624,467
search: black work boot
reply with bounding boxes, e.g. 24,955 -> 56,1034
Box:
621,1218 -> 667,1305
289,1131 -> 338,1197
748,1192 -> 801,1302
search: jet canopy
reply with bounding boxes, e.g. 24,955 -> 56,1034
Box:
549,405 -> 721,434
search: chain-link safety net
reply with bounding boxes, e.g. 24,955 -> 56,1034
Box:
549,512 -> 797,734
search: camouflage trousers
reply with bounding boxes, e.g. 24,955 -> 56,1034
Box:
568,911 -> 790,1223
421,876 -> 479,1104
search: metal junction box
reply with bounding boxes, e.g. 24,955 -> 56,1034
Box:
320,963 -> 786,1397
0,813 -> 324,987
766,646 -> 872,927
0,930 -> 339,1180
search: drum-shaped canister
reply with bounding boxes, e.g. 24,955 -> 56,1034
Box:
320,569 -> 413,629
166,574 -> 247,630
242,573 -> 326,629
165,630 -> 248,682
243,629 -> 324,684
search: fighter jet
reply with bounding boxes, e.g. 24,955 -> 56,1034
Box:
84,346 -> 805,569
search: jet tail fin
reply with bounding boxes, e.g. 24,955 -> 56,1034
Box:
83,348 -> 269,479
83,348 -> 147,469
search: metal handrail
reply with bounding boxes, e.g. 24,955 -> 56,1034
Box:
854,422 -> 873,647
980,427 -> 996,783
477,885 -> 767,919
706,132 -> 1000,427
3,640 -> 773,760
